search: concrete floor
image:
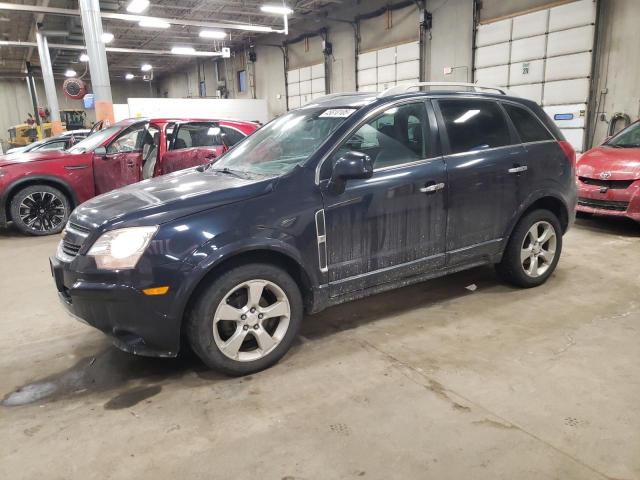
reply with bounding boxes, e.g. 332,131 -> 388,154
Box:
0,216 -> 639,480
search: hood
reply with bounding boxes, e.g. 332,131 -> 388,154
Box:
71,167 -> 275,229
577,145 -> 640,180
0,150 -> 74,168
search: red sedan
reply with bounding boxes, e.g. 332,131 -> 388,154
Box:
576,121 -> 640,222
0,117 -> 258,235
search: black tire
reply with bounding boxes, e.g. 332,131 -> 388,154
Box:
496,209 -> 563,288
9,185 -> 70,236
186,263 -> 303,376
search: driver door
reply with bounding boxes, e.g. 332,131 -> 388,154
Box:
320,101 -> 447,297
160,121 -> 226,175
93,122 -> 147,194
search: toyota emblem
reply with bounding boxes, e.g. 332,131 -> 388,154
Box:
600,171 -> 612,180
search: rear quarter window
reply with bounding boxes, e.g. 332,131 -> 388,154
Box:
503,103 -> 553,143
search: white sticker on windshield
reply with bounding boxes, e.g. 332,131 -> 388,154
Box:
319,108 -> 357,118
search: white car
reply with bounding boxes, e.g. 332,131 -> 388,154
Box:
5,129 -> 91,155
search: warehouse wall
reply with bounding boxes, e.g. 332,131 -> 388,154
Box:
428,0 -> 474,82
479,0 -> 573,22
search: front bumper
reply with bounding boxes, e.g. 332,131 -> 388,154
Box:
576,178 -> 640,222
50,256 -> 182,357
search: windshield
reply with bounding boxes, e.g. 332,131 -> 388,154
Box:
607,122 -> 640,148
68,125 -> 121,153
212,107 -> 358,175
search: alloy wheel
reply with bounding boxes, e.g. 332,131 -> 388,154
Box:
212,279 -> 291,362
18,192 -> 66,233
520,221 -> 557,278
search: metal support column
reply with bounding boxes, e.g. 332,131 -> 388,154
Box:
78,0 -> 114,125
35,31 -> 62,135
25,61 -> 43,139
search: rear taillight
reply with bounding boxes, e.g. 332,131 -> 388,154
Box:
558,140 -> 576,169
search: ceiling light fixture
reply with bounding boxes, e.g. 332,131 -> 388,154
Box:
125,73 -> 135,80
260,4 -> 293,15
141,64 -> 152,72
236,24 -> 274,32
138,18 -> 170,29
199,30 -> 227,39
171,46 -> 196,55
101,32 -> 114,43
127,0 -> 150,14
64,69 -> 77,77
79,53 -> 89,62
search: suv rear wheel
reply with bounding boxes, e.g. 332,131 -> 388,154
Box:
496,209 -> 563,288
9,185 -> 70,236
186,263 -> 303,376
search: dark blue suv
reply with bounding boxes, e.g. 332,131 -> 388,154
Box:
50,84 -> 577,375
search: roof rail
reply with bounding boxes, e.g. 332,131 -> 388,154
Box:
378,82 -> 507,98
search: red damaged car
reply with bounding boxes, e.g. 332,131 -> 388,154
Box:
576,121 -> 640,222
0,118 -> 258,235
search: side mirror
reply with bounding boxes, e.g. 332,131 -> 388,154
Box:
328,151 -> 374,194
94,146 -> 107,157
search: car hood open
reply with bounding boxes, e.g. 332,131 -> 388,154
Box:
577,146 -> 640,180
71,167 -> 275,230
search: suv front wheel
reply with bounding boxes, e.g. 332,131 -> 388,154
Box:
187,263 -> 303,376
496,209 -> 563,288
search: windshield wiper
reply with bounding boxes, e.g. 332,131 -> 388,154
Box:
208,167 -> 247,178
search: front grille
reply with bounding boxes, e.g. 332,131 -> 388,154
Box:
67,222 -> 91,234
578,198 -> 629,211
62,239 -> 82,257
579,177 -> 634,189
59,221 -> 92,260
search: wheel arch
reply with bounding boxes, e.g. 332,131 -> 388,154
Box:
3,176 -> 79,222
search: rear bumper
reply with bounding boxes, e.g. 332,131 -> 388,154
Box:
50,256 -> 182,357
576,179 -> 640,222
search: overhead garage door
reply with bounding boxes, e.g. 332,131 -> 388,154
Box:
287,63 -> 326,109
474,0 -> 596,152
357,41 -> 420,93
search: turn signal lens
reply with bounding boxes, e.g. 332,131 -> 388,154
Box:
143,286 -> 169,296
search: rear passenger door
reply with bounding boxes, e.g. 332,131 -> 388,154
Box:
161,121 -> 226,175
434,98 -> 525,264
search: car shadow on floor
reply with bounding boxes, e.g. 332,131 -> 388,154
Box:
574,213 -> 640,237
2,265 -> 507,410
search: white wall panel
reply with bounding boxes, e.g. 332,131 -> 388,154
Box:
288,69 -> 300,83
299,80 -> 312,95
543,78 -> 590,105
396,60 -> 419,81
396,41 -> 420,62
359,51 -> 377,70
547,25 -> 594,57
311,63 -> 325,79
509,83 -> 543,104
288,82 -> 300,96
549,0 -> 596,32
358,68 -> 377,87
299,67 -> 312,82
377,64 -> 395,83
475,65 -> 509,86
358,84 -> 377,93
311,78 -> 325,94
288,96 -> 301,109
512,10 -> 548,39
509,59 -> 544,85
476,18 -> 512,46
510,35 -> 546,62
475,42 -> 511,68
543,104 -> 587,128
559,128 -> 585,152
377,47 -> 396,66
545,52 -> 591,81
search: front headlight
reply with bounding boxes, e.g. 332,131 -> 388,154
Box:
87,226 -> 158,270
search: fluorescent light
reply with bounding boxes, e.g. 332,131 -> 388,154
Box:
199,30 -> 227,39
138,18 -> 170,29
79,53 -> 89,62
125,73 -> 135,80
127,0 -> 149,13
261,4 -> 293,15
236,24 -> 274,32
64,69 -> 77,77
171,46 -> 196,55
101,32 -> 114,43
141,64 -> 152,72
454,109 -> 480,123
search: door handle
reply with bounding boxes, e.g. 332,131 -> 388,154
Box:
420,182 -> 445,193
126,160 -> 135,167
508,165 -> 528,174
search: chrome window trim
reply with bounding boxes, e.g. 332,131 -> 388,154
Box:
373,155 -> 441,173
314,97 -> 431,185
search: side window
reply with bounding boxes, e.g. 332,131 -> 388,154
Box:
107,124 -> 147,154
503,103 -> 553,143
172,123 -> 222,150
439,100 -> 512,154
220,126 -> 246,146
334,102 -> 429,170
36,140 -> 66,151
